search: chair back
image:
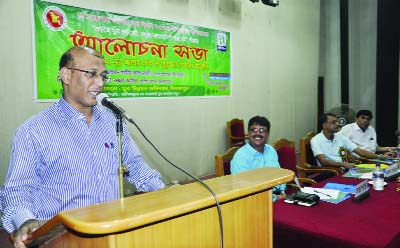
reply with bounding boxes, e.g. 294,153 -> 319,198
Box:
272,138 -> 319,193
226,118 -> 247,148
297,131 -> 340,181
272,139 -> 297,173
215,146 -> 240,177
299,132 -> 317,166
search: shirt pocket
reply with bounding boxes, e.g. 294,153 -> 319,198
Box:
99,141 -> 119,175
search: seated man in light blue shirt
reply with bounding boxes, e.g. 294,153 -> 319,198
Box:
311,113 -> 389,169
231,116 -> 286,202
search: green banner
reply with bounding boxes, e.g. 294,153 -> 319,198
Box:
33,0 -> 231,100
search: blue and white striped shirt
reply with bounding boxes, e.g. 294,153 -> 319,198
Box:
0,97 -> 164,233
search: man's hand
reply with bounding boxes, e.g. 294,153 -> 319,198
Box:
384,149 -> 397,158
378,154 -> 390,160
386,147 -> 397,153
384,152 -> 394,157
12,219 -> 45,248
343,163 -> 355,169
276,192 -> 286,201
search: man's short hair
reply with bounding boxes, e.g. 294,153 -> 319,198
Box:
319,112 -> 337,128
248,116 -> 271,132
356,110 -> 373,119
59,46 -> 103,70
57,46 -> 104,84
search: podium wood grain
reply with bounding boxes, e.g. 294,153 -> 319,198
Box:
27,168 -> 294,248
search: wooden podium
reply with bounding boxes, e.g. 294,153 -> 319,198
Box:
26,168 -> 294,248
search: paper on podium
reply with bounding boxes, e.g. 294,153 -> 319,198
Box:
301,187 -> 340,200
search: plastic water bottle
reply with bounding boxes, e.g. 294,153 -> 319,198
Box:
372,163 -> 384,191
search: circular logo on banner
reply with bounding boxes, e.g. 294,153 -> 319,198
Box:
43,6 -> 67,31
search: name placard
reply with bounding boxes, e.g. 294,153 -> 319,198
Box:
353,180 -> 369,202
385,163 -> 399,181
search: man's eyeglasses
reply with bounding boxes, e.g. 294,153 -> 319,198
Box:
249,127 -> 267,133
67,68 -> 111,83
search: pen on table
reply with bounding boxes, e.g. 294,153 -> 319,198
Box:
313,190 -> 332,198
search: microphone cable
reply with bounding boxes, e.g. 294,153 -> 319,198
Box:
127,119 -> 224,248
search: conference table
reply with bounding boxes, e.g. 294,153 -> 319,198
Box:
274,171 -> 400,248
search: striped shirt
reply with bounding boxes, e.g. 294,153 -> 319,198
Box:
0,97 -> 164,233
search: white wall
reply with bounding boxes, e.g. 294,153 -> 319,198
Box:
0,0 -> 320,185
320,0 -> 378,126
348,0 -> 377,122
319,0 -> 341,111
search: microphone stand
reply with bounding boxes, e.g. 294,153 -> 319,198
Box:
116,113 -> 128,198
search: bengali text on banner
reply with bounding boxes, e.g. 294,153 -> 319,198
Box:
33,0 -> 231,101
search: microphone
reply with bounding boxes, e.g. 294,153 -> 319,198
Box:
294,176 -> 302,189
96,93 -> 134,123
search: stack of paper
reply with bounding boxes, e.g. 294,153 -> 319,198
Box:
301,187 -> 339,200
322,182 -> 355,203
323,182 -> 356,193
301,184 -> 354,204
359,172 -> 373,179
344,164 -> 388,178
322,192 -> 351,204
355,164 -> 388,169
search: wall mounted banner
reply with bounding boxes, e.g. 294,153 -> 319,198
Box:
33,0 -> 231,101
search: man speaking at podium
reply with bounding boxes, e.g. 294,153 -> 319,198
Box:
0,46 -> 165,248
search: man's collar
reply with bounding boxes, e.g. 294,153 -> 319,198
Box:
322,130 -> 335,141
354,122 -> 368,132
246,143 -> 265,155
58,97 -> 101,121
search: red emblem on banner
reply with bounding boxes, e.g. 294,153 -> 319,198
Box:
43,6 -> 67,31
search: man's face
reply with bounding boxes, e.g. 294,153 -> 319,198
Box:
61,50 -> 106,113
248,124 -> 269,151
355,115 -> 371,130
324,116 -> 340,133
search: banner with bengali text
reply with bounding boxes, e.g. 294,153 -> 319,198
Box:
33,0 -> 231,101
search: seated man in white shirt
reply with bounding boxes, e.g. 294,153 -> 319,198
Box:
339,109 -> 396,155
311,113 -> 390,169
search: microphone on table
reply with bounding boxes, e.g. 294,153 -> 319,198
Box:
294,177 -> 302,189
96,93 -> 135,123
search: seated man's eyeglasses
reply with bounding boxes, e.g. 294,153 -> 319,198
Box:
326,120 -> 339,124
67,67 -> 111,83
249,127 -> 267,133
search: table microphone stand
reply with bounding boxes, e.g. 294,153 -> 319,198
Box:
116,113 -> 128,198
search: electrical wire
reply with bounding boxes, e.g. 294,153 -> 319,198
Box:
127,119 -> 224,248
